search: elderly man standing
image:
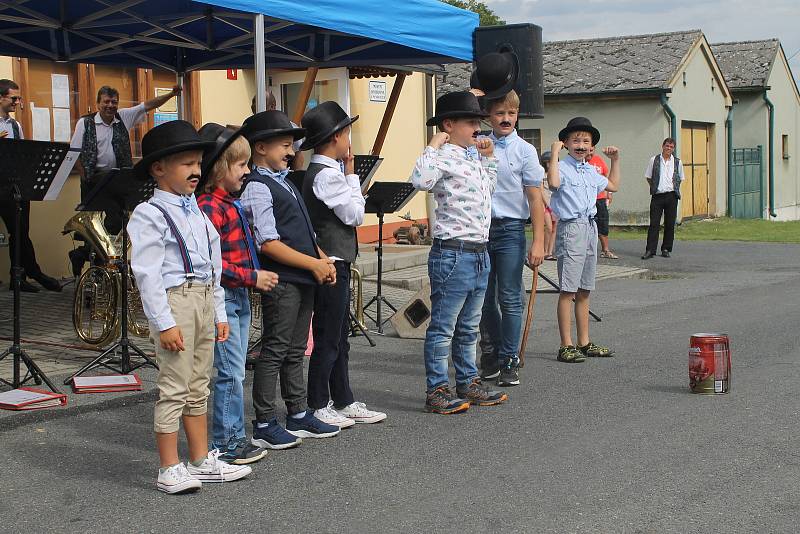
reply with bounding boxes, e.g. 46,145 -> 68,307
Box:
0,78 -> 61,292
68,84 -> 181,272
642,137 -> 684,259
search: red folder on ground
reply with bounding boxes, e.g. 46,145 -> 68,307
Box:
71,373 -> 142,394
0,387 -> 68,410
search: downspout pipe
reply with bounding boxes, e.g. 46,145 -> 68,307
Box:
726,105 -> 734,216
660,93 -> 677,143
762,91 -> 777,217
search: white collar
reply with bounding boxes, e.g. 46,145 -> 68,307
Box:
94,112 -> 120,126
310,154 -> 341,170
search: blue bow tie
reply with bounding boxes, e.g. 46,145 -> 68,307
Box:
576,161 -> 590,171
465,145 -> 480,161
180,195 -> 200,215
494,136 -> 508,149
256,166 -> 290,181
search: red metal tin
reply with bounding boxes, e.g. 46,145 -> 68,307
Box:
689,333 -> 731,394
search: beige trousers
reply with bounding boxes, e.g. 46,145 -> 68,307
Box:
152,283 -> 215,433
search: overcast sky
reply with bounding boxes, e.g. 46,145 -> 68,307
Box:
483,0 -> 800,81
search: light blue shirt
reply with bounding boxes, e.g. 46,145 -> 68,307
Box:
549,155 -> 608,221
239,166 -> 296,245
128,189 -> 226,331
0,116 -> 22,139
488,129 -> 544,220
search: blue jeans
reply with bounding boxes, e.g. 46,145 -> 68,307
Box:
424,242 -> 490,392
480,218 -> 526,366
211,286 -> 251,450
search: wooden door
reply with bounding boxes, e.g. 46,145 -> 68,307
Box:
680,123 -> 710,218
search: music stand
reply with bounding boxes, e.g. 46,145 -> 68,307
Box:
353,155 -> 383,193
0,140 -> 79,393
65,169 -> 158,384
362,182 -> 416,334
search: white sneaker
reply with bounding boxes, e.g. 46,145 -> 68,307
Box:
186,450 -> 252,483
156,463 -> 202,494
314,401 -> 356,428
336,401 -> 387,424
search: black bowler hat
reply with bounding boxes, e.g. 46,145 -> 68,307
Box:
134,120 -> 215,177
197,123 -> 243,189
300,101 -> 359,151
426,91 -> 489,127
558,116 -> 601,146
243,110 -> 306,144
470,51 -> 519,100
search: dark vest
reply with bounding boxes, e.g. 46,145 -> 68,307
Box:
302,162 -> 358,263
242,171 -> 318,285
80,113 -> 133,181
650,154 -> 682,199
9,119 -> 20,139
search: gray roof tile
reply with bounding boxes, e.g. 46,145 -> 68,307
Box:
711,40 -> 779,89
437,30 -> 704,96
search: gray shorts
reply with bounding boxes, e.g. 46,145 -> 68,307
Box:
555,218 -> 598,293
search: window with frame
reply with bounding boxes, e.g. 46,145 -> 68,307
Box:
518,128 -> 542,154
782,134 -> 790,160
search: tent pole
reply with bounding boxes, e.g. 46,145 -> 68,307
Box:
254,13 -> 266,112
371,73 -> 406,156
293,67 -> 319,124
176,73 -> 185,119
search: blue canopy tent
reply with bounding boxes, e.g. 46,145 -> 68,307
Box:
0,0 -> 477,112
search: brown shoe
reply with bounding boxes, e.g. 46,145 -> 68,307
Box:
456,378 -> 508,406
424,386 -> 470,414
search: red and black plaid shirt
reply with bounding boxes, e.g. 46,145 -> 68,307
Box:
197,187 -> 258,289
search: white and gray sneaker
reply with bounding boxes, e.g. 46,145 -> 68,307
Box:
157,463 -> 202,494
314,401 -> 356,428
186,450 -> 252,483
336,401 -> 387,424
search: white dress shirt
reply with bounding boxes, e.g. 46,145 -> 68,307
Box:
127,189 -> 226,332
310,154 -> 365,227
0,115 -> 22,139
645,154 -> 683,193
70,103 -> 146,170
410,144 -> 498,242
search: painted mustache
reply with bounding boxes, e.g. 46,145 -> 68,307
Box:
500,122 -> 512,128
574,148 -> 587,153
187,174 -> 201,181
472,130 -> 481,138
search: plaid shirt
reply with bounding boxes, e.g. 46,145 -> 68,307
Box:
197,187 -> 258,289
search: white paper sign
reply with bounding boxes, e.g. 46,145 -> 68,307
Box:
369,80 -> 387,102
52,108 -> 71,142
51,73 -> 70,108
30,103 -> 51,141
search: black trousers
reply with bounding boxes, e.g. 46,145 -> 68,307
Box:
252,281 -> 313,421
307,261 -> 355,410
646,192 -> 679,253
0,197 -> 42,279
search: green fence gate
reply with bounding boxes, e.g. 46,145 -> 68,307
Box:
730,146 -> 763,219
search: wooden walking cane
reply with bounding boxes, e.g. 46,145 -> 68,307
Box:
518,264 -> 539,368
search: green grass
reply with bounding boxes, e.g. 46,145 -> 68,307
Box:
610,217 -> 800,244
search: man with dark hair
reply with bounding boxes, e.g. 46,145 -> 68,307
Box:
642,137 -> 684,259
68,84 -> 181,273
0,78 -> 61,292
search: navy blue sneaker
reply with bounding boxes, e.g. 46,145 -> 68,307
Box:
285,411 -> 340,439
251,418 -> 302,450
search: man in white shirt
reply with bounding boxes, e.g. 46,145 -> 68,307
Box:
0,78 -> 61,292
642,137 -> 684,259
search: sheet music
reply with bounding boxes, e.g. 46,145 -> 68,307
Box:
0,388 -> 55,405
43,148 -> 80,201
72,374 -> 138,387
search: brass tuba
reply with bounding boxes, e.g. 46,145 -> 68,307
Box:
350,265 -> 365,330
63,211 -> 124,261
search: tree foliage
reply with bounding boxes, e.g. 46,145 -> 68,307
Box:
442,0 -> 505,26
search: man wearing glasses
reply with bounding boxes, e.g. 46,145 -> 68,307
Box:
0,78 -> 61,292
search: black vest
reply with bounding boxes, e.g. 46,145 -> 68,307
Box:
80,112 -> 133,182
302,162 -> 358,263
242,171 -> 319,285
650,154 -> 682,199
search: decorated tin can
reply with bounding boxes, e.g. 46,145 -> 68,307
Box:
689,333 -> 731,394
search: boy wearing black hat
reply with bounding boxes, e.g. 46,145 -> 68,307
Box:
411,90 -> 508,414
238,110 -> 342,449
300,101 -> 387,426
196,123 -> 279,465
128,120 -> 251,494
548,117 -> 621,363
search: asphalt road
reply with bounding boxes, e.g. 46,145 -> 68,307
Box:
2,240 -> 799,533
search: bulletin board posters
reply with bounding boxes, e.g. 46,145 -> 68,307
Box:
154,87 -> 178,126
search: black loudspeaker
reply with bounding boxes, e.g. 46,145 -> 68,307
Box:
474,23 -> 544,118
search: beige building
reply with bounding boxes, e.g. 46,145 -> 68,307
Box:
439,30 -> 735,225
0,58 -> 434,279
713,40 -> 800,220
